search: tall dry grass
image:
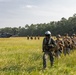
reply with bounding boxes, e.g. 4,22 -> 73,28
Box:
0,37 -> 76,75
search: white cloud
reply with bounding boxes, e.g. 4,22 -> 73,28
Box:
22,5 -> 37,9
26,5 -> 32,8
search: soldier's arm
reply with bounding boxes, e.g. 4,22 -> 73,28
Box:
51,38 -> 57,46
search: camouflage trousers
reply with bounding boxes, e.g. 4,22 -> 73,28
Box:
63,47 -> 70,56
43,51 -> 54,69
55,49 -> 62,58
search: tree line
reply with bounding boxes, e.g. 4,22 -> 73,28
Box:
0,14 -> 76,36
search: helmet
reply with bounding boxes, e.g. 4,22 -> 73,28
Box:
45,31 -> 51,35
64,33 -> 68,36
73,33 -> 75,36
45,31 -> 51,37
56,34 -> 61,38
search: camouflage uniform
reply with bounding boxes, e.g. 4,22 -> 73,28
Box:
27,36 -> 29,40
63,34 -> 71,55
72,34 -> 76,49
55,38 -> 64,58
42,37 -> 56,69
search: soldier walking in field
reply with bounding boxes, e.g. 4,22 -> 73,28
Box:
55,34 -> 64,58
34,36 -> 36,40
30,36 -> 33,40
63,33 -> 71,56
71,34 -> 76,49
42,31 -> 56,69
38,36 -> 40,40
27,35 -> 29,40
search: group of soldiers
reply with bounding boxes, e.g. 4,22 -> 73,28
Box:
27,36 -> 40,40
42,31 -> 76,69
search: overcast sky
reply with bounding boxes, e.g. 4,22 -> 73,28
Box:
0,0 -> 76,28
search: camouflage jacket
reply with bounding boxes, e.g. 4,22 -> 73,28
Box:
55,39 -> 64,50
42,37 -> 56,52
63,37 -> 71,47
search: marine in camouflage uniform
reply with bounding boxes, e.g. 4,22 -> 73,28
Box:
71,34 -> 76,49
55,35 -> 64,58
63,34 -> 71,56
42,31 -> 56,69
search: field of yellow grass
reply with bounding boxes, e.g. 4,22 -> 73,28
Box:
0,37 -> 76,75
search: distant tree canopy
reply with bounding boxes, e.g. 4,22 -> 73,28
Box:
0,14 -> 76,36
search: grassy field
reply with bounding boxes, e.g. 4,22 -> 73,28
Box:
0,37 -> 76,75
